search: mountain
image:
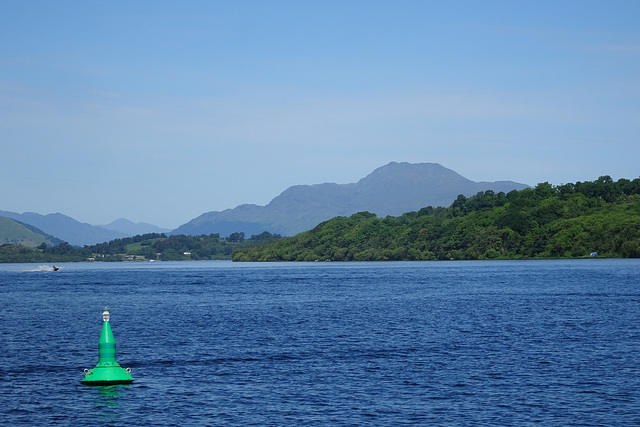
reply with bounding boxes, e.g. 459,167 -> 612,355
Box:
232,176 -> 640,261
0,216 -> 64,248
173,162 -> 530,237
98,218 -> 171,235
0,211 -> 127,246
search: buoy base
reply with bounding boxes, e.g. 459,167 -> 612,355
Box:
82,365 -> 134,385
82,380 -> 133,386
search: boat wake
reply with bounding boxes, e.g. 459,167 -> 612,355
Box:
36,265 -> 60,272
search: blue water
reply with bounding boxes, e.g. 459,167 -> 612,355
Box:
1,260 -> 639,425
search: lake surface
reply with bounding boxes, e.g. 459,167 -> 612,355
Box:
1,259 -> 639,425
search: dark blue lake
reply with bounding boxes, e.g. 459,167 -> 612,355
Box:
1,260 -> 639,425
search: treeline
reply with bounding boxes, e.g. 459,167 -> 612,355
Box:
96,231 -> 279,261
0,231 -> 281,263
232,176 -> 640,262
0,242 -> 89,263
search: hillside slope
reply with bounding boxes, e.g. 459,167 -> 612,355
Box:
0,216 -> 63,247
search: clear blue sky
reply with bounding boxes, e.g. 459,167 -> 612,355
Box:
1,1 -> 639,228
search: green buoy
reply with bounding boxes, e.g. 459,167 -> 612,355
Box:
82,307 -> 134,385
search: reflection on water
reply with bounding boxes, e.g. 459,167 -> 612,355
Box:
90,385 -> 130,424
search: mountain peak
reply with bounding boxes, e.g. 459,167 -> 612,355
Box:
358,162 -> 469,185
173,162 -> 530,237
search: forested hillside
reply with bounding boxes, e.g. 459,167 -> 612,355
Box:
232,176 -> 640,261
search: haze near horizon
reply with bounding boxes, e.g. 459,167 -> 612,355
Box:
1,1 -> 638,228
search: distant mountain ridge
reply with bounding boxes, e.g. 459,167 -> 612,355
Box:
2,162 -> 530,245
0,211 -> 169,246
173,162 -> 530,237
98,218 -> 171,236
0,211 -> 128,246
